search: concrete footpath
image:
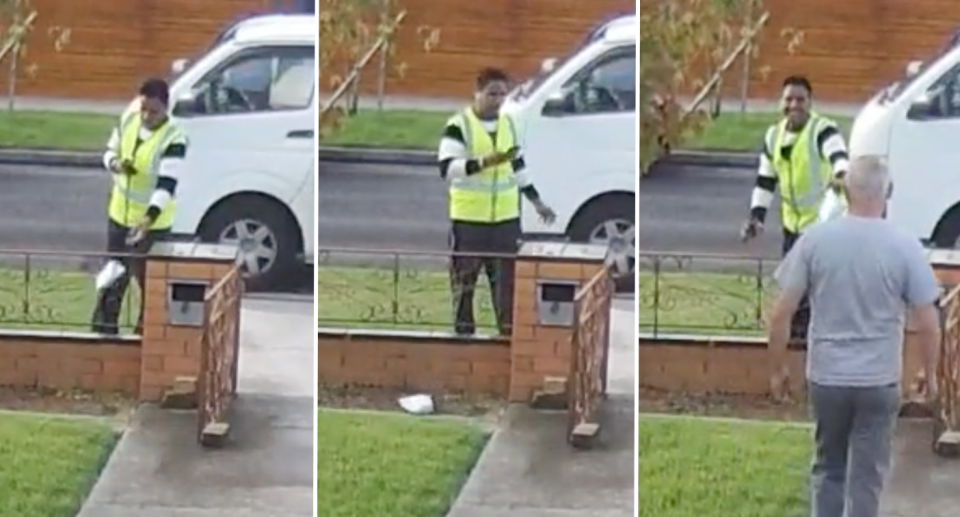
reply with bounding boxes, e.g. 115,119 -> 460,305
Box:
882,419 -> 960,517
446,297 -> 635,517
77,296 -> 315,517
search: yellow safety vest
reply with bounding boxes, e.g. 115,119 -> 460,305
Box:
108,112 -> 183,230
767,113 -> 836,233
449,108 -> 520,223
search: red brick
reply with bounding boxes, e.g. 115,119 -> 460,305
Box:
536,262 -> 582,280
167,261 -> 213,280
146,338 -> 186,357
533,355 -> 570,376
142,354 -> 163,372
163,355 -> 201,376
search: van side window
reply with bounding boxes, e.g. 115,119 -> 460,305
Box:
559,46 -> 636,115
186,45 -> 315,116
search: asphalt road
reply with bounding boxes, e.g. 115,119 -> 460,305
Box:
0,161 -> 783,269
639,164 -> 782,259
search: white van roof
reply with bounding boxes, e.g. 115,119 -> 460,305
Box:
233,14 -> 316,43
602,20 -> 636,44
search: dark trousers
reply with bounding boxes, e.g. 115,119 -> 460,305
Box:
91,219 -> 169,335
449,218 -> 521,336
808,382 -> 900,517
783,229 -> 811,345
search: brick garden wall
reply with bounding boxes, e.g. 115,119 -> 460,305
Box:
317,330 -> 512,397
0,246 -> 238,403
0,332 -> 141,396
638,329 -> 927,398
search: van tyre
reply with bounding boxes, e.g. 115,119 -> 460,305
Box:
933,205 -> 960,250
568,194 -> 636,293
198,196 -> 300,292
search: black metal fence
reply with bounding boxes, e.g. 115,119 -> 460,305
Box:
0,249 -> 139,333
637,252 -> 779,337
316,247 -> 520,334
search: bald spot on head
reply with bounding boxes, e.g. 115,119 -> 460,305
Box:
845,155 -> 891,204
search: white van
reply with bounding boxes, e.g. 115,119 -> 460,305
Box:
849,44 -> 960,247
125,15 -> 316,290
500,20 -> 636,286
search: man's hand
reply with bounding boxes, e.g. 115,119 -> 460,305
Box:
532,200 -> 556,224
126,216 -> 151,246
740,217 -> 764,242
480,147 -> 519,169
769,364 -> 792,402
107,157 -> 124,174
925,370 -> 939,403
109,158 -> 136,175
829,173 -> 846,195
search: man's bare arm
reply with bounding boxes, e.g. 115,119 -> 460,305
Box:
767,287 -> 804,363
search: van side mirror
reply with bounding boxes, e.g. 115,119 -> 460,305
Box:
171,93 -> 199,117
907,97 -> 934,120
907,91 -> 944,121
541,93 -> 571,117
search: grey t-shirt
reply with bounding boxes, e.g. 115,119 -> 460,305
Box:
774,216 -> 940,387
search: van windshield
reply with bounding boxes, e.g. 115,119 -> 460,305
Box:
881,45 -> 958,103
169,22 -> 242,81
512,57 -> 568,100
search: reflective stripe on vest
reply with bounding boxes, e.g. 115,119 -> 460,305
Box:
449,109 -> 520,223
768,114 -> 833,233
108,113 -> 181,229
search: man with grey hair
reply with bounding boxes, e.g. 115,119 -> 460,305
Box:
767,155 -> 941,517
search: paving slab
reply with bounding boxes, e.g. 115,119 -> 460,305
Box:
77,297 -> 315,517
447,398 -> 634,517
445,298 -> 635,517
882,418 -> 960,517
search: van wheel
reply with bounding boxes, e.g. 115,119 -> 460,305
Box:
568,194 -> 636,293
932,205 -> 960,249
198,196 -> 300,292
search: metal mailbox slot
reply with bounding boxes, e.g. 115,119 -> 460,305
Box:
167,280 -> 209,327
536,280 -> 579,327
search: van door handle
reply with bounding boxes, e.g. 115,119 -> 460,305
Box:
286,130 -> 313,139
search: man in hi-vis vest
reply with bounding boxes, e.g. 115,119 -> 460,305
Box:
438,67 -> 556,336
742,75 -> 850,342
91,78 -> 188,335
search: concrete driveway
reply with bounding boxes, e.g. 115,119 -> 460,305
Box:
77,295 -> 315,517
445,298 -> 636,517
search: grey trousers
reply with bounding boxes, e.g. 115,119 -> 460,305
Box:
808,382 -> 900,517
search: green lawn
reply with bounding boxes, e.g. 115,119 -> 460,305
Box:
316,409 -> 488,517
2,108 -> 852,152
638,269 -> 777,336
0,110 -> 114,150
637,415 -> 810,517
317,266 -> 497,332
324,109 -> 449,149
0,267 -> 138,332
0,412 -> 118,517
317,263 -> 776,336
694,112 -> 853,151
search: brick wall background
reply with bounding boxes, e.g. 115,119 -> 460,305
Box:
2,0 -> 958,103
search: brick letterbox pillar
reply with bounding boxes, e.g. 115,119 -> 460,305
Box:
508,241 -> 608,403
138,241 -> 238,402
